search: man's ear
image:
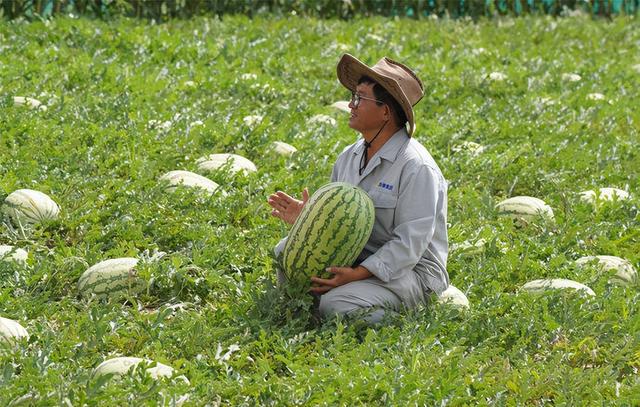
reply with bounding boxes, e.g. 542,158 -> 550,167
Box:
384,105 -> 391,122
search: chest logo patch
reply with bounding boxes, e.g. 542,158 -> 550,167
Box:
378,182 -> 394,191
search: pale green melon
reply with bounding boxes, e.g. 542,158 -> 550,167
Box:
437,285 -> 470,309
575,255 -> 637,285
495,196 -> 554,224
521,279 -> 595,296
3,189 -> 60,225
578,188 -> 630,204
159,170 -> 222,194
92,357 -> 175,380
0,245 -> 28,264
14,96 -> 47,111
78,258 -> 145,299
270,141 -> 297,157
0,317 -> 29,345
196,153 -> 256,174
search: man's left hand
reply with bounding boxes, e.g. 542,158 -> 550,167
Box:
310,266 -> 372,294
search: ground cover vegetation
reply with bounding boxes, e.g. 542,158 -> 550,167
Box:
2,0 -> 638,20
1,14 -> 639,405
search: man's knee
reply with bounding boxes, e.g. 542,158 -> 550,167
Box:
318,291 -> 360,319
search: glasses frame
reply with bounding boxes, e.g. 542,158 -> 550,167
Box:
351,92 -> 385,108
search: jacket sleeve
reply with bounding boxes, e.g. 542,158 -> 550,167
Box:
360,164 -> 442,283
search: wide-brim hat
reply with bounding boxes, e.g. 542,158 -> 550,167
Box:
337,54 -> 424,136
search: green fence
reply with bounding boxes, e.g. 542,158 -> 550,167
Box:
1,0 -> 638,20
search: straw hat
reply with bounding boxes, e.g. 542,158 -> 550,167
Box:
337,54 -> 424,136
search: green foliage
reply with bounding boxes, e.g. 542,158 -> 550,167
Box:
0,15 -> 639,404
0,0 -> 638,20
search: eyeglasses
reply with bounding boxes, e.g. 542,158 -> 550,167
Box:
351,92 -> 384,108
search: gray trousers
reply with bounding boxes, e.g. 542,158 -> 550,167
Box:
275,239 -> 424,325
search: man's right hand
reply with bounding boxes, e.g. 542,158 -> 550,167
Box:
267,188 -> 309,225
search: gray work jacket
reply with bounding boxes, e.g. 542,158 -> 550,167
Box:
331,128 -> 449,296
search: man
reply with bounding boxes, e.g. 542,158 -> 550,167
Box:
268,54 -> 449,324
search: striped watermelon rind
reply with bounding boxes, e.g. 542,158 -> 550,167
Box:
78,258 -> 145,299
3,189 -> 60,225
281,182 -> 374,285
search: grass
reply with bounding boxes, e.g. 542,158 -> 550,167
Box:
1,14 -> 639,405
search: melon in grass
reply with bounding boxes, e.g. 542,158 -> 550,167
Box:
0,245 -> 28,264
196,153 -> 257,174
3,189 -> 60,225
521,278 -> 595,296
92,357 -> 175,380
0,317 -> 29,345
575,255 -> 637,285
437,285 -> 470,309
78,258 -> 145,299
495,196 -> 554,225
159,170 -> 222,194
280,182 -> 374,286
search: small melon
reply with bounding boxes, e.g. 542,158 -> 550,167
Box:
495,196 -> 554,224
437,285 -> 470,309
78,258 -> 145,300
270,141 -> 297,157
521,279 -> 595,296
575,255 -> 637,285
0,317 -> 29,345
196,153 -> 257,174
0,245 -> 28,264
92,357 -> 175,380
159,170 -> 222,194
578,188 -> 630,204
3,189 -> 60,225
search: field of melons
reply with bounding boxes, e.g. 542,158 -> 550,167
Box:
1,14 -> 639,405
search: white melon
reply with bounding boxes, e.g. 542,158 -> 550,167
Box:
196,153 -> 257,174
3,189 -> 60,225
0,317 -> 29,344
270,141 -> 297,157
159,170 -> 221,194
13,96 -> 47,111
437,285 -> 470,309
449,238 -> 486,256
92,357 -> 175,380
451,141 -> 485,156
578,188 -> 630,204
242,115 -> 263,127
488,72 -> 507,81
330,101 -> 351,113
78,258 -> 144,299
308,114 -> 337,127
495,196 -> 554,223
587,93 -> 605,101
0,245 -> 28,264
521,278 -> 595,296
561,73 -> 581,82
575,255 -> 637,284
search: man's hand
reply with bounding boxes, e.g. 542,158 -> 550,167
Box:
310,265 -> 372,294
268,188 -> 309,225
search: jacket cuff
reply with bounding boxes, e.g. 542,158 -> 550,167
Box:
360,256 -> 391,283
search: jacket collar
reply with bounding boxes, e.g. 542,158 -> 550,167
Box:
353,127 -> 409,163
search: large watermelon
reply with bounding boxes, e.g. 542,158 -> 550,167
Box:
280,182 -> 374,286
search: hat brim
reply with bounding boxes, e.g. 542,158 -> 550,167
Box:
337,54 -> 415,136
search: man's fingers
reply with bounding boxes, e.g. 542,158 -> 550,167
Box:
311,276 -> 335,286
276,191 -> 295,203
310,286 -> 332,294
325,266 -> 348,274
302,188 -> 309,203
